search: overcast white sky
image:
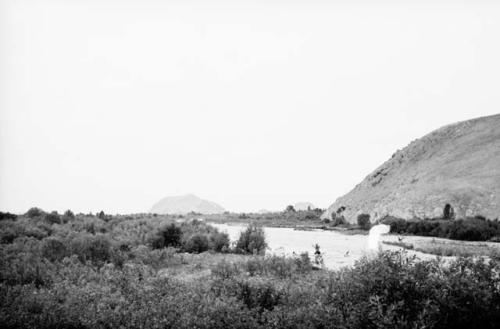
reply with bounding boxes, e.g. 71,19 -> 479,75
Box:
1,0 -> 499,214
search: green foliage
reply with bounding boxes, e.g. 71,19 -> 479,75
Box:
235,223 -> 267,254
285,205 -> 296,212
357,213 -> 371,230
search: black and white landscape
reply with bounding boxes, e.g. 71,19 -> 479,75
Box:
1,1 -> 500,328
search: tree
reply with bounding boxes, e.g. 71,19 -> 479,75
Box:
44,211 -> 61,224
0,212 -> 17,221
285,205 -> 296,212
152,223 -> 183,249
236,223 -> 267,254
443,204 -> 455,220
62,210 -> 75,223
357,214 -> 371,230
26,207 -> 44,218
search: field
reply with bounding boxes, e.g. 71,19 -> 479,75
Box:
1,209 -> 500,328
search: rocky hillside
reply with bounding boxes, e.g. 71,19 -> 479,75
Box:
150,194 -> 225,215
322,114 -> 500,223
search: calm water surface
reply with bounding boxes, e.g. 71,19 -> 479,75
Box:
211,223 -> 386,269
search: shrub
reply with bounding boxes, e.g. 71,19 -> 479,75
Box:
41,237 -> 69,261
26,207 -> 44,218
0,212 -> 17,221
446,218 -> 500,241
22,224 -> 49,240
382,216 -> 500,242
211,259 -> 240,280
332,215 -> 347,227
131,246 -> 182,269
303,212 -> 320,221
235,278 -> 282,311
264,255 -> 295,278
43,211 -> 61,225
183,234 -> 209,253
150,223 -> 183,249
382,216 -> 408,233
61,209 -> 75,223
357,213 -> 371,230
69,234 -> 112,265
294,252 -> 313,273
0,221 -> 20,244
235,223 -> 267,254
208,231 -> 230,252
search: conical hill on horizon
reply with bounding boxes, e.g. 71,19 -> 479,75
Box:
150,194 -> 225,215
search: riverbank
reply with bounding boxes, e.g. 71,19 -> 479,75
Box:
382,234 -> 500,258
209,220 -> 500,263
205,216 -> 370,234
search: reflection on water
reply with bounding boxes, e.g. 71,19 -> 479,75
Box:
211,223 -> 375,269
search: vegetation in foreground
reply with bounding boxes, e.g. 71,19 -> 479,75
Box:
1,208 -> 500,328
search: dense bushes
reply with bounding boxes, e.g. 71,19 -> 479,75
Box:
383,216 -> 500,241
183,234 -> 210,253
2,209 -> 500,328
357,213 -> 371,230
150,223 -> 183,249
69,233 -> 113,265
43,211 -> 61,224
0,212 -> 17,221
235,223 -> 267,254
26,207 -> 44,218
148,222 -> 230,253
209,231 -> 230,252
2,250 -> 498,329
41,237 -> 68,261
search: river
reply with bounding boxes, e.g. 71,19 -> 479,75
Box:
210,223 -> 433,269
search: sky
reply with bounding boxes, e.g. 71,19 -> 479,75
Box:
1,0 -> 500,214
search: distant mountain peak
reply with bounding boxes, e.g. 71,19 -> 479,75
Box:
150,194 -> 225,215
294,202 -> 316,211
